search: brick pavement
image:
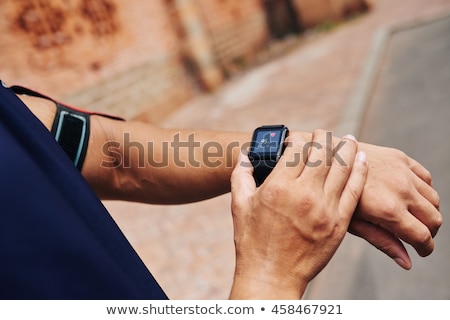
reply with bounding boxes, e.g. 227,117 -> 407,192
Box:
104,0 -> 450,299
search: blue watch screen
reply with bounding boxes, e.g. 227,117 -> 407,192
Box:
252,129 -> 282,154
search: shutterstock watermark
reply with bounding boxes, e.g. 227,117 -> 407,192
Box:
100,131 -> 348,169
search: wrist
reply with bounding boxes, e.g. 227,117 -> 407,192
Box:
230,256 -> 308,300
230,271 -> 307,300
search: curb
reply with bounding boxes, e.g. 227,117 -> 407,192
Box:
305,8 -> 450,300
335,8 -> 450,138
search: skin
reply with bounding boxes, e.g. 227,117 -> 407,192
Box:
21,94 -> 441,274
229,131 -> 368,299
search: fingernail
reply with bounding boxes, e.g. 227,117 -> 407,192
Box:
356,151 -> 367,162
343,134 -> 357,142
394,257 -> 411,270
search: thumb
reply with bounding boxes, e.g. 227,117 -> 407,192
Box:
339,151 -> 368,224
231,152 -> 257,207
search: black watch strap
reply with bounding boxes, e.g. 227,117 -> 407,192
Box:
249,124 -> 288,187
252,158 -> 278,187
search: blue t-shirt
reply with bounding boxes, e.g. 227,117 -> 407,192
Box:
0,81 -> 167,299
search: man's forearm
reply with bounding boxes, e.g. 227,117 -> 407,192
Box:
89,116 -> 252,204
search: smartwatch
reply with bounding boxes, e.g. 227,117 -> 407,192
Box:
248,125 -> 289,186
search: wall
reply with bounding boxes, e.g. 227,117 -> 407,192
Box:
0,0 -> 195,120
293,0 -> 369,28
0,0 -> 369,122
196,0 -> 269,76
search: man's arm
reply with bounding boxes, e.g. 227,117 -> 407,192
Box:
88,117 -> 249,204
21,94 -> 442,269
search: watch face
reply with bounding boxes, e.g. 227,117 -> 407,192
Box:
250,126 -> 287,158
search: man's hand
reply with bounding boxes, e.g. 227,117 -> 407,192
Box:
229,130 -> 368,299
349,143 -> 442,270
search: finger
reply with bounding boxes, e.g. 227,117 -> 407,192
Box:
273,133 -> 308,179
413,173 -> 441,210
408,156 -> 434,186
349,219 -> 412,270
377,207 -> 435,257
398,159 -> 442,247
300,129 -> 332,185
338,151 -> 368,224
407,189 -> 442,238
324,135 -> 358,198
231,152 -> 257,207
391,172 -> 441,238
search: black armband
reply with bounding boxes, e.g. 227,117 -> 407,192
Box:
51,103 -> 90,171
10,84 -> 124,171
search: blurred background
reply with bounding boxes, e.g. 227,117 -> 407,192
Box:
1,0 -> 449,299
1,0 -> 371,121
